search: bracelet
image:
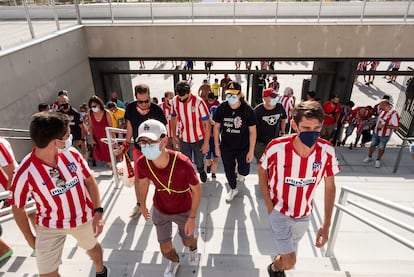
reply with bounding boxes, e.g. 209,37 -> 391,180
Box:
122,141 -> 130,148
189,216 -> 196,219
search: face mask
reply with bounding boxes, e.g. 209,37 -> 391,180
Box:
58,134 -> 73,153
111,98 -> 117,102
226,94 -> 239,105
91,107 -> 99,113
268,98 -> 278,106
298,131 -> 320,148
168,99 -> 173,106
79,112 -> 86,117
141,142 -> 162,160
60,103 -> 69,110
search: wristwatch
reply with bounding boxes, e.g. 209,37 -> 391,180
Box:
93,207 -> 104,213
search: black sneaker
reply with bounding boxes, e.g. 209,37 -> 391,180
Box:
211,173 -> 216,179
200,171 -> 207,183
267,264 -> 285,277
206,165 -> 212,173
96,266 -> 108,277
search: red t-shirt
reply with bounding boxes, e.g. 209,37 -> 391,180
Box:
137,150 -> 199,215
323,101 -> 341,125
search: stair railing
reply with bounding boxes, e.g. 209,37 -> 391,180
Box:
326,186 -> 414,256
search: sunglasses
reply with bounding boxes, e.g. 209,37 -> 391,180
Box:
137,100 -> 150,104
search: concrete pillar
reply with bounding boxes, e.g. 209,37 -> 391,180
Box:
309,61 -> 358,104
89,60 -> 134,104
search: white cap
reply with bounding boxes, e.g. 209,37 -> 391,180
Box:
137,119 -> 167,141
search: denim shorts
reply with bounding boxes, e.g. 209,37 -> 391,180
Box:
371,133 -> 390,150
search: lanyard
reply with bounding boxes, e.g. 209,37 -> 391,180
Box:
145,151 -> 190,194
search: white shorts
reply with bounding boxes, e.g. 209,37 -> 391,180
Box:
268,210 -> 310,255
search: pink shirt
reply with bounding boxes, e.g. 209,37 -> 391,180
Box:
10,148 -> 94,228
0,137 -> 17,191
374,109 -> 400,137
171,94 -> 210,143
260,135 -> 340,218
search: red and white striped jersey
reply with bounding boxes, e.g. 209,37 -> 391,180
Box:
10,148 -> 94,229
159,102 -> 173,138
171,94 -> 210,143
260,135 -> 340,218
374,109 -> 400,137
278,95 -> 295,119
0,137 -> 18,191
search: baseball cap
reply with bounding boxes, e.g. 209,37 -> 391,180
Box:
225,82 -> 241,95
137,119 -> 167,141
262,88 -> 278,98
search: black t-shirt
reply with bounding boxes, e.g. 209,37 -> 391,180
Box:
124,102 -> 167,148
254,103 -> 287,144
213,101 -> 257,150
60,107 -> 83,140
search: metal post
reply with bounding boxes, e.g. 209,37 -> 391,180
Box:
360,0 -> 367,22
150,0 -> 153,23
326,189 -> 348,257
109,0 -> 114,23
317,0 -> 322,23
22,0 -> 35,39
392,138 -> 408,173
274,0 -> 279,23
105,128 -> 121,189
49,0 -> 60,31
233,1 -> 236,23
404,0 -> 412,22
73,0 -> 82,24
191,0 -> 194,23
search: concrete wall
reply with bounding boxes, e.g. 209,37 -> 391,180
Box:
0,26 -> 95,160
84,24 -> 414,59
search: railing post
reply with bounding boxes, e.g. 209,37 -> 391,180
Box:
73,0 -> 82,25
150,0 -> 153,23
360,0 -> 367,22
106,127 -> 121,189
317,0 -> 322,23
326,189 -> 348,257
49,0 -> 60,31
109,0 -> 114,23
233,1 -> 236,23
23,0 -> 35,39
274,0 -> 279,23
191,0 -> 194,23
393,137 -> 407,173
404,0 -> 412,22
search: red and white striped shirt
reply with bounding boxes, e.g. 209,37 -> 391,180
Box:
278,95 -> 295,119
260,135 -> 340,218
10,148 -> 94,229
374,109 -> 400,137
171,94 -> 210,143
0,137 -> 17,191
159,102 -> 173,138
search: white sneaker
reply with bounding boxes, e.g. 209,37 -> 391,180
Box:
164,261 -> 180,277
129,204 -> 141,218
226,188 -> 239,202
375,160 -> 381,168
237,175 -> 245,183
188,249 -> 199,266
362,156 -> 372,163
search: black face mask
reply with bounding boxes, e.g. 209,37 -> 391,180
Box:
111,98 -> 117,102
60,103 -> 69,110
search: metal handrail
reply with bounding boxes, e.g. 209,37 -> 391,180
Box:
104,127 -> 128,189
0,191 -> 36,224
326,186 -> 414,256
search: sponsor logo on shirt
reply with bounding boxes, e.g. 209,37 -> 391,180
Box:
50,176 -> 79,196
285,177 -> 316,187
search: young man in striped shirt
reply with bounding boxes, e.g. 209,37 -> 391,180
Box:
10,112 -> 108,277
258,101 -> 340,277
171,80 -> 211,183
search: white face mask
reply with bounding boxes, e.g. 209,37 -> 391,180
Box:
58,134 -> 73,153
141,142 -> 162,160
91,107 -> 99,113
